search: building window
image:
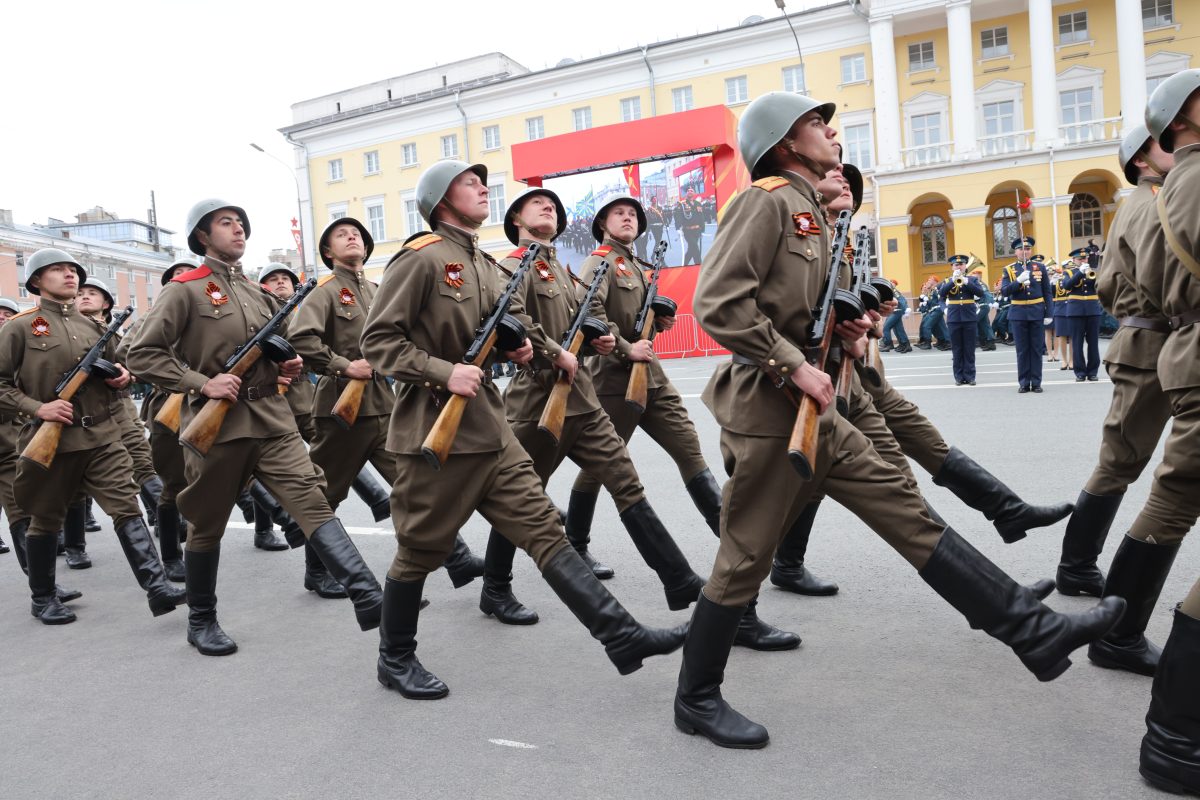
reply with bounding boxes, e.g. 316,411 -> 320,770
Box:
921,215 -> 947,265
991,207 -> 1020,259
620,97 -> 642,122
1060,87 -> 1096,142
403,196 -> 421,236
908,41 -> 935,71
1147,74 -> 1169,95
1143,0 -> 1174,29
981,100 -> 1016,154
482,125 -> 501,150
363,150 -> 380,175
841,54 -> 866,84
910,112 -> 942,164
782,65 -> 806,94
980,26 -> 1009,59
440,134 -> 458,159
487,181 -> 506,225
401,142 -> 417,166
526,116 -> 545,141
1070,193 -> 1102,238
843,123 -> 873,170
365,202 -> 386,241
328,202 -> 348,222
672,86 -> 694,113
1058,11 -> 1089,44
725,76 -> 749,105
573,107 -> 592,131
328,159 -> 343,181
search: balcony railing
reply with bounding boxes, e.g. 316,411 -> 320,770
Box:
901,142 -> 953,168
1060,116 -> 1123,145
977,129 -> 1033,156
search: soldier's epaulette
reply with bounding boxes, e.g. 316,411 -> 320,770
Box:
172,265 -> 213,283
752,176 -> 790,192
317,273 -> 337,287
10,306 -> 38,319
591,245 -> 612,258
405,233 -> 442,251
508,246 -> 528,260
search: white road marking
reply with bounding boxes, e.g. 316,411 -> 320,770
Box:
488,739 -> 538,749
677,378 -> 1109,399
224,522 -> 391,536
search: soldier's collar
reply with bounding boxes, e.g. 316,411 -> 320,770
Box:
334,264 -> 365,279
601,237 -> 633,257
518,237 -> 555,260
436,222 -> 479,250
38,299 -> 75,317
1173,142 -> 1200,160
1139,175 -> 1165,188
203,255 -> 244,277
780,170 -> 818,200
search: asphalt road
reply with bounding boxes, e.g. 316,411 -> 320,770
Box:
1,341 -> 1190,799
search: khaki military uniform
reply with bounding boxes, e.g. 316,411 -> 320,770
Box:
0,413 -> 24,522
126,256 -> 332,551
571,237 -> 708,497
1128,143 -> 1200,544
859,370 -> 951,476
0,303 -> 142,536
284,372 -> 316,441
359,225 -> 567,579
290,267 -> 396,506
694,174 -> 941,606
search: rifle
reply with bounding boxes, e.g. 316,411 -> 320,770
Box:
153,392 -> 183,433
624,239 -> 675,413
848,227 -> 885,388
537,260 -> 611,444
179,278 -> 317,457
21,306 -> 134,469
331,374 -> 369,429
787,210 -> 864,479
420,243 -> 539,469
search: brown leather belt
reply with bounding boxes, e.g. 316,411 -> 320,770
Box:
72,407 -> 112,428
1120,316 -> 1170,333
1169,309 -> 1200,331
238,382 -> 282,401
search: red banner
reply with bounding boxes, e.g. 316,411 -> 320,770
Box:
622,163 -> 640,196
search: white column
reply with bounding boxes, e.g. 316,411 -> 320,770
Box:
1028,0 -> 1059,147
1115,0 -> 1148,135
947,0 -> 977,158
870,14 -> 903,169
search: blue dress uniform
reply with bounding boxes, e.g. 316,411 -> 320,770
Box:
937,255 -> 984,385
1048,260 -> 1072,339
1062,249 -> 1102,380
1000,236 -> 1052,393
974,275 -> 997,350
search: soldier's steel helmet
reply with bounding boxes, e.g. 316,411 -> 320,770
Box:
1118,123 -> 1154,185
319,217 -> 375,269
257,263 -> 300,286
504,187 -> 568,245
162,254 -> 202,286
842,163 -> 864,214
0,297 -> 21,314
81,276 -> 115,308
1146,68 -> 1200,153
591,194 -> 647,243
24,247 -> 87,296
738,92 -> 836,178
416,160 -> 488,228
186,199 -> 251,256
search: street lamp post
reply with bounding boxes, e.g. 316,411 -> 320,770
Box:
249,142 -> 313,278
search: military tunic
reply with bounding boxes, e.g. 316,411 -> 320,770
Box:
1000,259 -> 1052,390
936,276 -> 984,383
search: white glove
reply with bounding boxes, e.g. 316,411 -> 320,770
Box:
1018,271 -> 1031,286
952,268 -> 963,280
903,308 -> 912,317
919,294 -> 928,302
1043,317 -> 1053,325
990,302 -> 999,309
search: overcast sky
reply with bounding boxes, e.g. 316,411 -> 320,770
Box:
3,0 -> 830,266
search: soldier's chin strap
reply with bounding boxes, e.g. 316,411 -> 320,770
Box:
779,139 -> 828,182
1177,113 -> 1200,139
1143,152 -> 1166,176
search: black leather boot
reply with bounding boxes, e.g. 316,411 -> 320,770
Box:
565,489 -> 613,580
114,516 -> 186,616
63,503 -> 92,570
442,533 -> 484,589
1140,607 -> 1200,795
247,481 -> 305,548
478,529 -> 538,625
920,527 -> 1125,681
10,519 -> 80,602
84,496 -> 101,532
1057,490 -> 1123,597
0,532 -> 8,554
158,503 -> 185,582
932,447 -> 1073,543
540,546 -> 687,675
675,595 -> 769,748
234,490 -> 255,524
252,502 -> 288,551
734,595 -> 800,651
139,475 -> 163,528
351,469 -> 392,523
769,500 -> 839,596
1088,535 -> 1179,676
307,519 -> 382,631
377,576 -> 448,699
619,498 -> 705,611
684,468 -> 722,536
27,532 -> 76,625
304,542 -> 348,599
185,547 -> 237,656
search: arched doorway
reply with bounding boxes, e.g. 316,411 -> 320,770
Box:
1065,169 -> 1122,255
906,192 -> 955,290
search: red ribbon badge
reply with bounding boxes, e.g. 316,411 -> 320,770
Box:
535,260 -> 554,282
614,256 -> 629,274
338,287 -> 356,305
205,282 -> 229,306
792,212 -> 819,238
444,263 -> 464,289
31,316 -> 50,336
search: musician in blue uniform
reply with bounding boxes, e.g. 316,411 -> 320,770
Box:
973,267 -> 997,351
937,255 -> 985,385
1061,247 -> 1102,381
1000,236 -> 1052,393
1046,257 -> 1073,369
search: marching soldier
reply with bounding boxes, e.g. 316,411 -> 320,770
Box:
0,249 -> 184,624
675,91 -> 1122,749
1062,248 -> 1102,381
360,161 -> 686,700
937,256 -> 984,386
1000,236 -> 1052,393
258,263 -> 317,441
127,199 -> 383,655
0,297 -> 19,555
1136,67 -> 1200,795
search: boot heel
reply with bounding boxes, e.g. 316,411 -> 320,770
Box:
1034,657 -> 1071,682
996,526 -> 1027,544
674,718 -> 697,735
616,658 -> 644,676
149,597 -> 178,617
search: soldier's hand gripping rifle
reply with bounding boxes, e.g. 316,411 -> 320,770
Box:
787,210 -> 864,479
420,243 -> 539,469
537,261 -> 611,444
624,239 -> 676,414
21,306 -> 134,469
179,278 -> 317,457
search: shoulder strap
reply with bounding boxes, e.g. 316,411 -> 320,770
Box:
1156,193 -> 1200,281
405,233 -> 442,251
171,265 -> 213,283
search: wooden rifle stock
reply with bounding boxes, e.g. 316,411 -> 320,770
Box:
331,378 -> 368,429
178,348 -> 263,457
537,329 -> 585,444
20,370 -> 90,469
863,327 -> 884,386
421,329 -> 496,469
154,392 -> 184,433
834,347 -> 854,416
787,321 -> 834,480
624,309 -> 656,414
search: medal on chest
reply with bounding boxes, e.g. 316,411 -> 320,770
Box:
444,263 -> 465,289
205,282 -> 229,306
339,287 -> 356,305
614,256 -> 630,276
31,316 -> 51,336
792,212 -> 819,237
536,260 -> 554,282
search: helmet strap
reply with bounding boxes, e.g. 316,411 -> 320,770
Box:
779,138 -> 828,182
1142,152 -> 1165,176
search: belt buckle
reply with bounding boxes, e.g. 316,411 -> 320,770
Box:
79,415 -> 94,428
246,386 -> 264,401
1169,315 -> 1181,331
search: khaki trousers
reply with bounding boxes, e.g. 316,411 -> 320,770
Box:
866,378 -> 951,476
1085,362 -> 1172,497
149,427 -> 188,504
117,396 -> 156,485
15,442 -> 142,536
1129,387 -> 1200,545
309,415 -> 397,511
